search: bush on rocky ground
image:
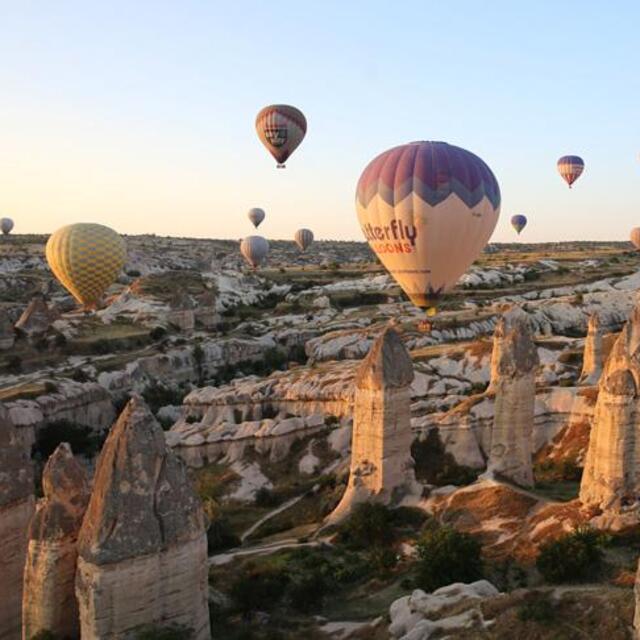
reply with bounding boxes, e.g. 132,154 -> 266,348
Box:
415,525 -> 483,592
33,420 -> 104,461
134,624 -> 194,639
536,527 -> 608,584
412,430 -> 479,486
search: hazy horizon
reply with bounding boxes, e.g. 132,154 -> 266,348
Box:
2,1 -> 639,243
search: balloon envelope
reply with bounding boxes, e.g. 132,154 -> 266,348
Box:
557,155 -> 584,188
240,235 -> 269,268
256,105 -> 306,167
46,223 -> 126,308
356,141 -> 501,310
294,228 -> 314,251
511,214 -> 527,234
630,227 -> 640,250
248,208 -> 265,228
0,218 -> 14,235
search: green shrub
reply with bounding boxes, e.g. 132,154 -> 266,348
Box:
207,516 -> 240,553
33,420 -> 104,460
142,383 -> 183,414
415,526 -> 483,592
536,527 -> 607,583
30,631 -> 60,640
336,502 -> 395,550
254,486 -> 280,508
412,430 -> 479,486
230,566 -> 289,613
150,326 -> 167,341
517,592 -> 557,624
6,355 -> 22,373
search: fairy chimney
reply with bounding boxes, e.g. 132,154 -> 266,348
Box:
579,312 -> 603,385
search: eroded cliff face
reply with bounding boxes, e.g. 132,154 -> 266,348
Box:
579,312 -> 603,385
22,443 -> 89,640
75,397 -> 210,639
0,404 -> 34,640
486,311 -> 539,487
327,327 -> 419,522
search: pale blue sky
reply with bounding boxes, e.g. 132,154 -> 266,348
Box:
0,1 -> 639,242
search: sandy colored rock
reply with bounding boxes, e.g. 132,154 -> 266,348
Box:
14,293 -> 57,338
328,327 -> 419,522
580,312 -> 603,385
0,403 -> 34,640
22,443 -> 90,640
75,396 -> 210,639
486,310 -> 539,487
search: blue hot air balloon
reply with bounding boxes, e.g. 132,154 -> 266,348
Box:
511,214 -> 527,234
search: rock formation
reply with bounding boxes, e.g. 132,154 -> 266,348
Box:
0,308 -> 15,350
486,310 -> 539,487
14,293 -> 57,338
195,288 -> 219,329
327,327 -> 418,522
579,312 -> 603,385
0,404 -> 34,640
75,396 -> 210,639
168,290 -> 196,332
22,443 -> 90,640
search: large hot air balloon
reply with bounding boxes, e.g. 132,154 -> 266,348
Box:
557,155 -> 584,188
294,228 -> 314,251
45,223 -> 126,309
511,214 -> 527,235
630,227 -> 640,250
356,141 -> 500,314
255,105 -> 306,168
248,208 -> 265,228
1,218 -> 14,235
240,236 -> 269,268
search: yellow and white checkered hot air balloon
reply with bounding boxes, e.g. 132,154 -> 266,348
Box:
46,223 -> 126,309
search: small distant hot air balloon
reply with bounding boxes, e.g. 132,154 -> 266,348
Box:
557,155 -> 584,188
256,105 -> 306,168
511,214 -> 527,235
630,227 -> 640,250
248,208 -> 265,228
356,141 -> 501,315
46,223 -> 126,309
240,236 -> 269,269
1,218 -> 14,235
294,228 -> 314,251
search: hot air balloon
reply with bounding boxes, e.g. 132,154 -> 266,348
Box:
240,236 -> 269,269
630,227 -> 640,250
45,223 -> 126,309
557,155 -> 584,188
294,228 -> 314,251
256,105 -> 306,168
0,218 -> 14,235
511,214 -> 527,235
356,141 -> 501,314
248,208 -> 265,228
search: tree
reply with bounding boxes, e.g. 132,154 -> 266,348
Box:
415,526 -> 483,592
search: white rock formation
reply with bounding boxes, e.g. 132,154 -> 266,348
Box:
327,327 -> 419,522
389,580 -> 500,639
75,397 -> 210,639
486,310 -> 539,487
22,443 -> 90,640
0,404 -> 34,640
579,312 -> 603,385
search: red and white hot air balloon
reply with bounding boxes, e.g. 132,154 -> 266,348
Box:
256,104 -> 306,168
557,155 -> 585,188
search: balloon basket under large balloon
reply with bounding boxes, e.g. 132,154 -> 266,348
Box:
277,163 -> 286,169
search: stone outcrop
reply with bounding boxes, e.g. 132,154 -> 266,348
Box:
168,291 -> 196,332
327,327 -> 419,522
0,308 -> 15,350
486,310 -> 539,487
0,404 -> 34,640
14,293 -> 57,338
75,397 -> 210,639
22,443 -> 90,640
195,289 -> 220,329
579,312 -> 603,385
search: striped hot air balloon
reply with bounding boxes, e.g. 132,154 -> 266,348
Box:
557,155 -> 584,188
248,208 -> 265,228
0,218 -> 14,235
356,141 -> 500,314
630,227 -> 640,250
294,228 -> 314,251
256,105 -> 306,168
46,223 -> 126,309
240,236 -> 269,268
511,214 -> 527,234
